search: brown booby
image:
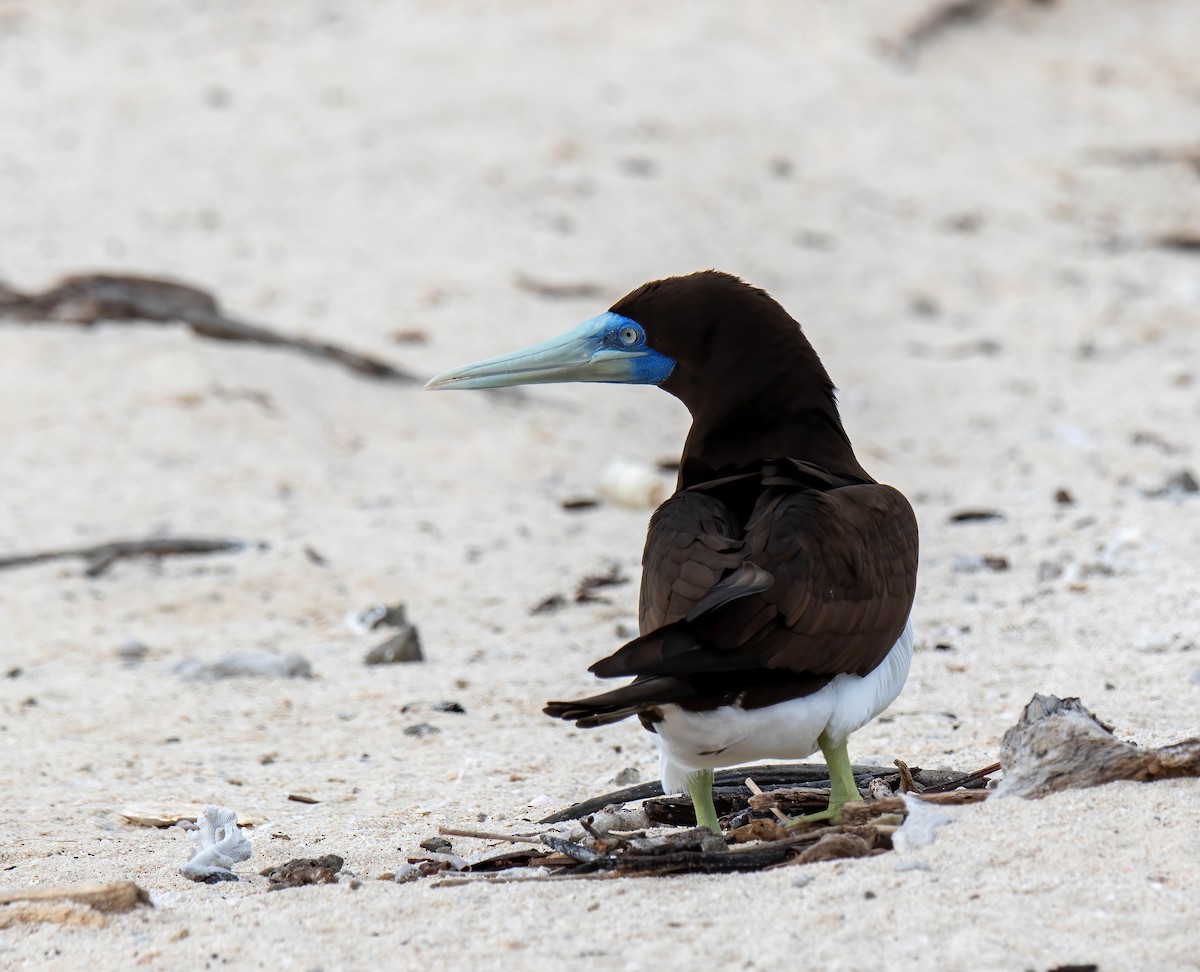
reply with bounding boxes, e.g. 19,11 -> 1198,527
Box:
426,271 -> 918,831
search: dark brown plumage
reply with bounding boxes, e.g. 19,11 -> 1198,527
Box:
544,273 -> 918,731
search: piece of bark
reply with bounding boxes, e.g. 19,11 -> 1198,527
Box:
997,694 -> 1200,799
795,832 -> 875,865
0,273 -> 414,383
0,881 -> 151,914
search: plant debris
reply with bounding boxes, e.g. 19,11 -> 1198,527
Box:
399,761 -> 997,884
530,594 -> 567,615
0,272 -> 414,383
1155,231 -> 1200,253
574,562 -> 629,604
952,554 -> 1009,573
0,536 -> 254,577
260,854 -> 343,890
514,273 -> 606,300
1142,468 -> 1199,498
947,509 -> 1005,523
884,0 -> 1054,64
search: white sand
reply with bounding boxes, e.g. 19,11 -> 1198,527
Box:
1,1 -> 1198,968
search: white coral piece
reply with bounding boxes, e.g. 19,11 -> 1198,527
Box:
892,793 -> 954,853
180,805 -> 253,881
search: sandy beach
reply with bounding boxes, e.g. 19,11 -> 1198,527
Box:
1,1 -> 1198,968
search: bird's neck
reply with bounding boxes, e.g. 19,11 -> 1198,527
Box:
677,386 -> 869,489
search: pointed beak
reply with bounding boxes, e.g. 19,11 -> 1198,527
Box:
425,313 -> 672,390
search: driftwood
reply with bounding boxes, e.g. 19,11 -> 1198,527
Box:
0,882 -> 151,927
538,762 -> 900,823
996,694 -> 1200,798
613,765 -> 992,828
0,536 -> 253,577
0,273 -> 415,383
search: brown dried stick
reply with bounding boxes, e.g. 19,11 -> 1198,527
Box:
0,273 -> 415,383
0,537 -> 251,577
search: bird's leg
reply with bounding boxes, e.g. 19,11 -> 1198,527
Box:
785,731 -> 862,827
685,769 -> 721,833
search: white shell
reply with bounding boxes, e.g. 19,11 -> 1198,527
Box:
598,458 -> 669,509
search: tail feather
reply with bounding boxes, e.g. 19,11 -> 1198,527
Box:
544,675 -> 689,728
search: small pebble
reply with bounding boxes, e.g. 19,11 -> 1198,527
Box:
419,836 -> 452,853
365,629 -> 424,665
613,767 -> 640,786
792,874 -> 814,888
116,637 -> 149,662
403,723 -> 439,738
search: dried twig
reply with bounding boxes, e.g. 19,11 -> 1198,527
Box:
840,790 -> 989,825
0,273 -> 415,383
0,537 -> 254,577
437,826 -> 544,845
886,0 -> 1003,62
920,761 -> 1002,793
894,759 -> 923,793
574,562 -> 629,604
514,274 -> 606,300
745,778 -> 788,822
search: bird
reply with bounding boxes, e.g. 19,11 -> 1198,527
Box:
426,271 -> 918,832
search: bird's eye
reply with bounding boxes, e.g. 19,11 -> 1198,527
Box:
618,325 -> 641,347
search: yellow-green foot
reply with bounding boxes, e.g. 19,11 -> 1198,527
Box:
784,732 -> 861,829
685,768 -> 721,833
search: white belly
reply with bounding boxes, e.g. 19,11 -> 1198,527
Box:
654,619 -> 914,795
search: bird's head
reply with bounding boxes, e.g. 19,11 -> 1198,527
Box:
426,270 -> 832,418
427,269 -> 862,481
